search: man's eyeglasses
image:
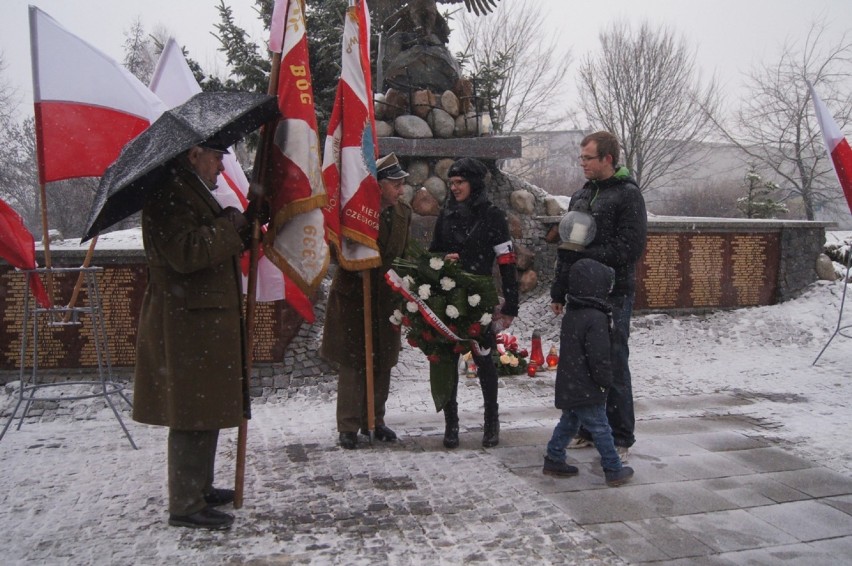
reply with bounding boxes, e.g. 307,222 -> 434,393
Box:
578,155 -> 601,163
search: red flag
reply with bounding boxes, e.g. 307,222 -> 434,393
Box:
29,7 -> 167,183
0,199 -> 51,308
150,38 -> 297,309
321,0 -> 382,271
808,81 -> 852,215
263,0 -> 331,299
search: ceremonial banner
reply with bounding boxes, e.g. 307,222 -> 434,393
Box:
321,0 -> 382,271
264,0 -> 331,295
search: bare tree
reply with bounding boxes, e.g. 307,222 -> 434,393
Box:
0,54 -> 41,232
453,0 -> 572,133
718,22 -> 852,220
578,21 -> 721,192
0,52 -> 16,124
0,117 -> 41,233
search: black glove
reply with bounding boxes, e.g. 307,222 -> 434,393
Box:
245,198 -> 270,226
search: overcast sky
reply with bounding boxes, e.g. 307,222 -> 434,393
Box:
2,0 -> 851,122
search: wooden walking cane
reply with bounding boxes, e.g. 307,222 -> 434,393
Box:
234,45 -> 283,508
363,271 -> 376,442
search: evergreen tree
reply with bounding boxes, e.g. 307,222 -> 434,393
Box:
211,0 -> 349,134
736,165 -> 788,219
122,18 -> 158,84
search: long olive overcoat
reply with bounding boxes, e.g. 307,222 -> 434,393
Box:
133,166 -> 248,430
321,201 -> 411,371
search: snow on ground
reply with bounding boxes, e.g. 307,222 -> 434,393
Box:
3,236 -> 852,563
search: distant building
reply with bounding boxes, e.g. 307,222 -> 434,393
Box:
499,131 -> 851,228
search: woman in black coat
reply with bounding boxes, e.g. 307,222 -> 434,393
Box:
429,158 -> 519,448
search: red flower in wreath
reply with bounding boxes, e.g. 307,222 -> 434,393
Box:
407,336 -> 420,348
427,353 -> 442,363
467,322 -> 482,337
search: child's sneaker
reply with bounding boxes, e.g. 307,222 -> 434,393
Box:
604,466 -> 634,487
542,456 -> 579,477
567,437 -> 593,449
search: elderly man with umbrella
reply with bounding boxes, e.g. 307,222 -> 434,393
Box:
133,140 -> 253,531
85,92 -> 278,530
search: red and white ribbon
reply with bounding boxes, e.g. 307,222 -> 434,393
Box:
385,269 -> 490,357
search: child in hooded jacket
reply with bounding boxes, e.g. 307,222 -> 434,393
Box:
543,258 -> 634,487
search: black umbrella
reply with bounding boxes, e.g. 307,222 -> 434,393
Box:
82,91 -> 279,242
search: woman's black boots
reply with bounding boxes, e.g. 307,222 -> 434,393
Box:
482,402 -> 500,448
443,400 -> 459,449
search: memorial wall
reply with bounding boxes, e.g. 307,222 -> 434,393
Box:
0,218 -> 830,371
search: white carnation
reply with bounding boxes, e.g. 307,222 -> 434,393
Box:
468,294 -> 481,307
402,275 -> 415,290
440,277 -> 456,291
446,305 -> 460,319
418,284 -> 432,300
389,309 -> 403,325
479,313 -> 493,325
406,301 -> 419,313
429,257 -> 445,270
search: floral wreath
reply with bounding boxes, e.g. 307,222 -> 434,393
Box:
384,241 -> 500,409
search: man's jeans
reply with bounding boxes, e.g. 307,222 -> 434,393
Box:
547,404 -> 622,471
609,293 -> 635,447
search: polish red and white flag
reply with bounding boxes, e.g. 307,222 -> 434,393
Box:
0,198 -> 51,308
263,0 -> 331,300
29,6 -> 166,184
808,81 -> 852,215
321,0 -> 382,271
149,38 -> 291,306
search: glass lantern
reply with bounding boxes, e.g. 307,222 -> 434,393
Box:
558,210 -> 596,251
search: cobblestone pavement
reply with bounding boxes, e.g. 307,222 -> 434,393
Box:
0,369 -> 625,566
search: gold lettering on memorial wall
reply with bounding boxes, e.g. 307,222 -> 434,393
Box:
79,269 -> 138,367
642,235 -> 681,308
732,235 -> 768,306
689,236 -> 725,306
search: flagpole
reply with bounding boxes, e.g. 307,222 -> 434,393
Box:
350,0 -> 377,439
234,28 -> 284,507
61,236 -> 98,323
38,182 -> 54,300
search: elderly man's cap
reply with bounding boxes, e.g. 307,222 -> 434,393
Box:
376,153 -> 409,180
198,139 -> 231,154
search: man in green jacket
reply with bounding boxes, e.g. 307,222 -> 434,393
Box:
321,153 -> 412,450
